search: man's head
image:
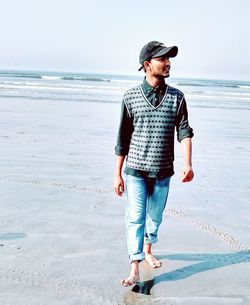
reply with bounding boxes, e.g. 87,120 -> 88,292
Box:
138,41 -> 178,77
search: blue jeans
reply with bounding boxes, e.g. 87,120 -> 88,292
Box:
125,175 -> 171,262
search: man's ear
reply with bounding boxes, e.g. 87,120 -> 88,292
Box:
144,61 -> 151,71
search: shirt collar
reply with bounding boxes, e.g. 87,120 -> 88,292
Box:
142,77 -> 167,95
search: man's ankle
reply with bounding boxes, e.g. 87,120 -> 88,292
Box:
131,260 -> 139,274
144,242 -> 152,253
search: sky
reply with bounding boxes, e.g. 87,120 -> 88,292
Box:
1,0 -> 250,80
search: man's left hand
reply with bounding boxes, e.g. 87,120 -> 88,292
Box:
181,165 -> 194,183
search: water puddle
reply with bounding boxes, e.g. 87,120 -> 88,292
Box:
0,233 -> 26,240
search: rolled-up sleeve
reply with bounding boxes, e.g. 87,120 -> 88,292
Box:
176,96 -> 194,142
115,100 -> 134,156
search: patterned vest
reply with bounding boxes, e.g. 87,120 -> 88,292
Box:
124,84 -> 184,173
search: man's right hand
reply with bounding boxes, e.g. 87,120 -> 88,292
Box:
114,176 -> 125,196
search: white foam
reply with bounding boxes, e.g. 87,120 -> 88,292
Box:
41,76 -> 62,80
239,85 -> 250,89
0,81 -> 126,95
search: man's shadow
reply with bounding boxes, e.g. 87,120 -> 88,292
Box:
132,250 -> 250,295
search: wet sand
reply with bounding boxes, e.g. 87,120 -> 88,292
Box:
0,97 -> 249,305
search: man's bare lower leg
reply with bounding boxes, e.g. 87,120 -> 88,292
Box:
144,243 -> 162,268
121,260 -> 140,287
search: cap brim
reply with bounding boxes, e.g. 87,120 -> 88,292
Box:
152,46 -> 178,58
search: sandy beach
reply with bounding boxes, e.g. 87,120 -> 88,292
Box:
0,77 -> 250,304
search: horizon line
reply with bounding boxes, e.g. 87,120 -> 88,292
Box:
0,68 -> 249,83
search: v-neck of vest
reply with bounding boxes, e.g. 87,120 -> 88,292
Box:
139,84 -> 169,110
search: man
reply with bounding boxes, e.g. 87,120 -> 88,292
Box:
114,41 -> 194,287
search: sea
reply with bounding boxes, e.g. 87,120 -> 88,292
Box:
0,70 -> 250,110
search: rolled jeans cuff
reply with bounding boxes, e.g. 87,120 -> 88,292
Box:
129,252 -> 145,263
145,236 -> 158,245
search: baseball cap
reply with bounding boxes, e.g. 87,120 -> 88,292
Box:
138,41 -> 178,71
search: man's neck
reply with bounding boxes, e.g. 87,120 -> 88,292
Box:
145,75 -> 166,88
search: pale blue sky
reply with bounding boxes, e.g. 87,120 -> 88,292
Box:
1,0 -> 249,80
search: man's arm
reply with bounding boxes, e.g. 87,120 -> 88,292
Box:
114,100 -> 133,196
114,155 -> 126,196
175,96 -> 194,182
114,100 -> 133,156
180,137 -> 194,182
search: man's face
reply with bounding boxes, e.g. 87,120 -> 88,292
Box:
146,56 -> 171,78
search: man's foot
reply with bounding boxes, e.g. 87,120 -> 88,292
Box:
120,274 -> 140,287
145,253 -> 162,268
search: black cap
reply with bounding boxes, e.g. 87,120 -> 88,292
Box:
138,41 -> 178,71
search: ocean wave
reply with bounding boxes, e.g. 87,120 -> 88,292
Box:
15,74 -> 42,79
62,76 -> 111,82
239,85 -> 250,89
41,76 -> 62,80
176,82 -> 241,89
0,72 -> 112,83
0,81 -> 127,93
13,75 -> 113,82
111,78 -> 140,85
176,82 -> 204,87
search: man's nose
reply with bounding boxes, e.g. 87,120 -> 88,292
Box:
164,57 -> 170,65
165,57 -> 170,64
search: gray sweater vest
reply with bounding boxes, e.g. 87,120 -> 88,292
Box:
124,84 -> 184,173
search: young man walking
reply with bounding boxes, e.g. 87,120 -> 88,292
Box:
114,41 -> 194,287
